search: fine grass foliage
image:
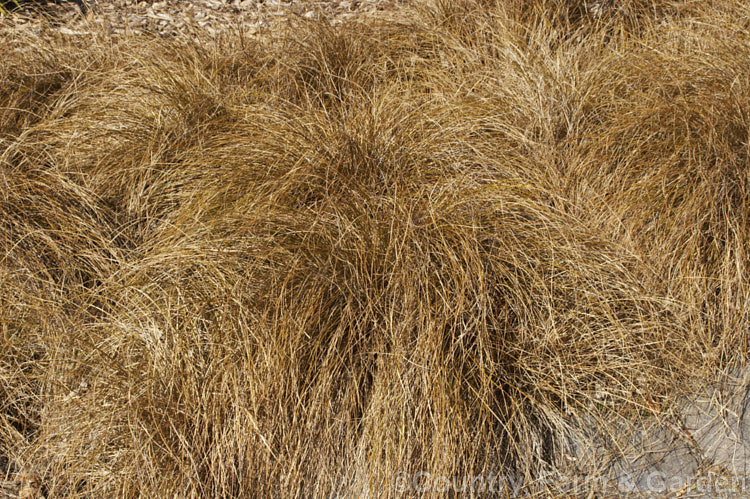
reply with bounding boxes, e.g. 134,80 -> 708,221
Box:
2,0 -> 750,496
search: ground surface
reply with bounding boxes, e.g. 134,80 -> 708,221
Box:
1,0 -> 410,37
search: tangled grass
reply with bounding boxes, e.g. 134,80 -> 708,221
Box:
1,0 -> 749,496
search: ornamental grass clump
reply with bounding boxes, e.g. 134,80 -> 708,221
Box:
2,0 -> 749,496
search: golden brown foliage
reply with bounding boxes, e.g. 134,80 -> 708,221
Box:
1,0 -> 749,496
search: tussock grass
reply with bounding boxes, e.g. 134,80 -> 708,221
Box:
2,0 -> 749,496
